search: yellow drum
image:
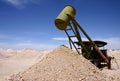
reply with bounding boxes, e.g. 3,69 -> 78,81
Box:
55,5 -> 76,30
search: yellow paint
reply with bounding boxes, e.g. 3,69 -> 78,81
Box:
55,5 -> 76,30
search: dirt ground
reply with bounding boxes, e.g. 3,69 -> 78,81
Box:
102,50 -> 120,80
0,46 -> 120,81
0,48 -> 50,81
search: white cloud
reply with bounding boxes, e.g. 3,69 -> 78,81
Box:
52,37 -> 120,49
52,37 -> 68,41
7,0 -> 25,5
0,33 -> 57,50
5,0 -> 27,6
52,37 -> 89,41
0,42 -> 57,50
4,0 -> 40,8
0,35 -> 120,50
94,37 -> 120,49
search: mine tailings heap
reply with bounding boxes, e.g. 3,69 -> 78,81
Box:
10,45 -> 113,81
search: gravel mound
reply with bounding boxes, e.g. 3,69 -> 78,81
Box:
9,45 -> 113,81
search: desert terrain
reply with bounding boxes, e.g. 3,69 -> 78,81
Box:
0,48 -> 50,81
0,45 -> 120,81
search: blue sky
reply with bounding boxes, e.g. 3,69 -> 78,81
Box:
0,0 -> 120,50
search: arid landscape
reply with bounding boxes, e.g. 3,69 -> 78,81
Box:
0,0 -> 120,81
0,45 -> 120,81
0,48 -> 50,81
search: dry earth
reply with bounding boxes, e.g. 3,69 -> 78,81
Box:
0,45 -> 120,81
102,50 -> 120,81
0,48 -> 49,81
